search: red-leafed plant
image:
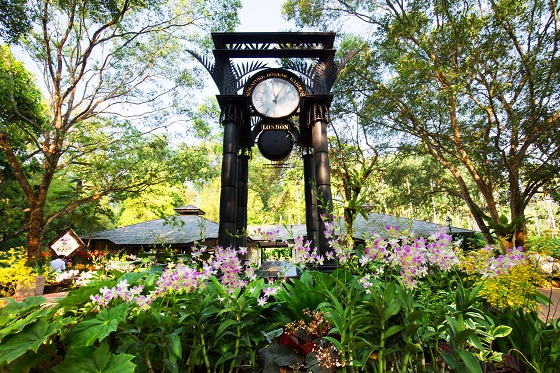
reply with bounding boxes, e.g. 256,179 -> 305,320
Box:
258,309 -> 344,373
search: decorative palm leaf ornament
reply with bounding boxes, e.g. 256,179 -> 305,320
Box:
187,32 -> 354,96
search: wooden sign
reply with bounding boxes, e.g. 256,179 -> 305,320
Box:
49,228 -> 85,257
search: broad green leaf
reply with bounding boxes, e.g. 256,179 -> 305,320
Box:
214,351 -> 235,367
168,334 -> 182,358
7,347 -> 52,372
0,319 -> 63,364
52,343 -> 136,373
491,325 -> 512,339
0,296 -> 47,326
385,302 -> 402,320
164,357 -> 179,373
299,271 -> 314,288
68,303 -> 129,347
215,318 -> 238,339
382,325 -> 405,339
457,350 -> 483,373
322,336 -> 343,351
454,329 -> 475,347
407,310 -> 425,323
263,328 -> 284,342
404,342 -> 422,353
0,306 -> 51,341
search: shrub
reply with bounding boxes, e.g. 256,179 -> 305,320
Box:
460,246 -> 547,310
0,248 -> 35,297
526,236 -> 560,259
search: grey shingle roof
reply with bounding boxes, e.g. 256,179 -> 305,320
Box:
248,213 -> 475,242
87,212 -> 474,247
86,215 -> 218,246
247,224 -> 308,241
352,213 -> 474,239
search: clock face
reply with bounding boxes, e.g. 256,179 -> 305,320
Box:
251,77 -> 300,118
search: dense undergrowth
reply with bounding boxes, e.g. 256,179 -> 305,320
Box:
0,225 -> 559,372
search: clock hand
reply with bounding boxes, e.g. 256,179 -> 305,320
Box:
277,85 -> 287,99
273,84 -> 288,105
272,83 -> 280,104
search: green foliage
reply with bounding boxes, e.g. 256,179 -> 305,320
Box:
0,45 -> 47,127
0,0 -> 243,262
461,248 -> 547,310
284,0 -> 560,247
527,236 -> 560,259
273,271 -> 331,323
0,319 -> 65,364
0,238 -> 558,372
282,0 -> 326,28
53,343 -> 136,373
492,309 -> 560,373
0,45 -> 48,247
0,248 -> 35,296
0,0 -> 31,43
173,141 -> 221,189
190,98 -> 222,140
115,184 -> 186,227
482,214 -> 527,250
67,303 -> 129,347
247,153 -> 305,225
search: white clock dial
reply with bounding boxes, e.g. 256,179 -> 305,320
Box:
251,77 -> 300,118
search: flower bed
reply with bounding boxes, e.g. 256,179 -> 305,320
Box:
0,226 -> 559,372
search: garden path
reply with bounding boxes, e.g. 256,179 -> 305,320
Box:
41,291 -> 67,304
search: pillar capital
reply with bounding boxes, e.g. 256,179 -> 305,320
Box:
307,103 -> 330,126
220,104 -> 243,126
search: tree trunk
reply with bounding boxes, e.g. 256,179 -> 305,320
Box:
26,201 -> 46,264
509,169 -> 528,250
344,207 -> 355,242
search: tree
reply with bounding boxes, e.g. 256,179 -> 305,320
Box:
248,154 -> 291,224
370,149 -> 473,225
282,0 -> 560,249
329,120 -> 378,238
0,0 -> 31,44
0,0 -> 241,262
0,45 -> 48,247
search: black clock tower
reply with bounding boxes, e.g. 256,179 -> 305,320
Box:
189,32 -> 342,269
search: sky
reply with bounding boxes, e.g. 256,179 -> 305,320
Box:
236,0 -> 295,32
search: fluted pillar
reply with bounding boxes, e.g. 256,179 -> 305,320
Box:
302,146 -> 319,249
236,148 -> 250,249
219,104 -> 242,248
309,104 -> 334,262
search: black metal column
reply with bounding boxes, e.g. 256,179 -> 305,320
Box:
309,104 -> 333,260
219,104 -> 241,248
236,148 -> 250,249
302,146 -> 319,249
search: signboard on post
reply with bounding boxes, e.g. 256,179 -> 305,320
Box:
49,229 -> 85,257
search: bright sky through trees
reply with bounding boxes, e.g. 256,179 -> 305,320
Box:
237,0 -> 294,32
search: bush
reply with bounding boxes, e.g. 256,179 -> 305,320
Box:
461,246 -> 547,310
526,236 -> 560,259
0,248 -> 35,297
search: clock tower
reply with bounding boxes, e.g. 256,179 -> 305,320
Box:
189,32 -> 342,270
